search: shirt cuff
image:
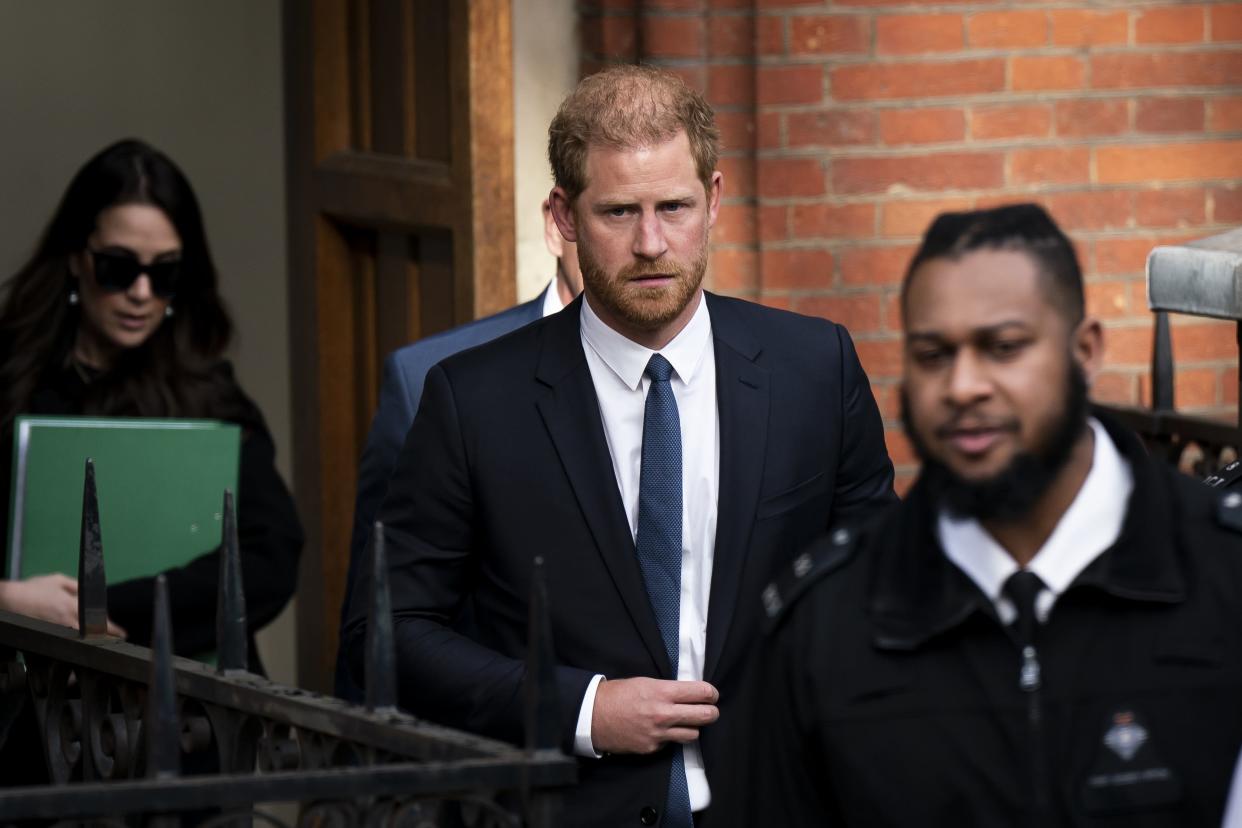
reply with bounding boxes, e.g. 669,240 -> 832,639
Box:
573,674 -> 606,758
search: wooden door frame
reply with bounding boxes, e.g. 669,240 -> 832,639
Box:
283,0 -> 515,693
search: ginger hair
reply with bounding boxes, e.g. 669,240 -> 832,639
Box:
548,64 -> 720,200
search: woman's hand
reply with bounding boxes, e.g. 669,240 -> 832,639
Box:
0,574 -> 126,637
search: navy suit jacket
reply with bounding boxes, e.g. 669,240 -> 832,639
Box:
334,294 -> 544,699
341,292 -> 897,825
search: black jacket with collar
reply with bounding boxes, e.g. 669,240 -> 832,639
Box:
736,414 -> 1242,828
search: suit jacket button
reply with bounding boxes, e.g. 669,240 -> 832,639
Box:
639,806 -> 659,825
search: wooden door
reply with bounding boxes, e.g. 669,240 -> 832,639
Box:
283,0 -> 515,691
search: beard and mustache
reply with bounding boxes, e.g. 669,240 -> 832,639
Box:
577,239 -> 708,334
901,360 -> 1091,523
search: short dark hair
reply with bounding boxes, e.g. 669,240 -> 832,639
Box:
900,203 -> 1085,325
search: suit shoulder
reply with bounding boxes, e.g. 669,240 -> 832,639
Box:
426,307 -> 560,400
709,292 -> 840,334
387,298 -> 542,373
706,293 -> 846,364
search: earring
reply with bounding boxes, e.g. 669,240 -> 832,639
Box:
164,305 -> 175,318
68,289 -> 79,306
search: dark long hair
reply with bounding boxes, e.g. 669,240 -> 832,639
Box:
0,139 -> 247,424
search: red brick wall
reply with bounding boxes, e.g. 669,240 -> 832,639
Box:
578,1 -> 1242,490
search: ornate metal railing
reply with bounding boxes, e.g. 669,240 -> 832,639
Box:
0,460 -> 575,825
1097,228 -> 1241,478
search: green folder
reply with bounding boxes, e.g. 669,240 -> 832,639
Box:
7,416 -> 240,584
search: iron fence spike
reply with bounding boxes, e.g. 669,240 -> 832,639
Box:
215,489 -> 248,672
365,521 -> 397,712
146,574 -> 181,779
77,458 -> 108,638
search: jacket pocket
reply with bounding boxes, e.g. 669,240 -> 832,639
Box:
1152,637 -> 1223,668
755,471 -> 828,521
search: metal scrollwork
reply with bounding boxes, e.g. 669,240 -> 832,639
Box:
297,800 -> 361,828
258,721 -> 301,772
0,507 -> 573,825
43,663 -> 82,783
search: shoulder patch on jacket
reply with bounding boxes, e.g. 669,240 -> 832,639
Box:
762,527 -> 857,634
1204,459 -> 1242,490
1218,489 -> 1242,534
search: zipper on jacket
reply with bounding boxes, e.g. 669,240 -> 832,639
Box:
1019,642 -> 1050,822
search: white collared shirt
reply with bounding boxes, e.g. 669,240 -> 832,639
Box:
540,279 -> 565,317
937,418 -> 1133,624
1223,749 -> 1242,827
573,291 -> 719,811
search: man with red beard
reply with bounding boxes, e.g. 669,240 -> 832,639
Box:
739,203 -> 1242,826
341,65 -> 896,826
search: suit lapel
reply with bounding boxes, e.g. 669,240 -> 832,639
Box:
704,294 -> 770,681
534,299 -> 673,677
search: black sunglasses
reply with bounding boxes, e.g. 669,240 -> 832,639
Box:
89,249 -> 181,298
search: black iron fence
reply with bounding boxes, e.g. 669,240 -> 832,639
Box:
0,460 -> 574,826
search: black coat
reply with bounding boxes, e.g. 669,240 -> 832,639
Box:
736,415 -> 1242,827
0,361 -> 303,670
341,292 -> 897,826
335,294 -> 544,701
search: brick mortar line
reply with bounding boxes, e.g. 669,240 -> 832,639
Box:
767,92 -> 1242,109
579,50 -> 1242,70
757,134 -> 1242,154
756,3 -> 1238,14
737,187 -> 1242,199
727,227 -> 1241,245
583,43 -> 1242,67
580,2 -> 1230,16
734,203 -> 1242,216
753,43 -> 1242,64
753,90 -> 1242,112
751,139 -> 1242,159
743,287 -> 898,297
716,232 -> 1241,251
748,1 -> 1240,13
1100,319 -> 1237,330
1100,362 -> 1240,370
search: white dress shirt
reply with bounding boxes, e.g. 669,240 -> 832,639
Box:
573,291 -> 719,812
1223,749 -> 1242,827
540,278 -> 565,318
937,418 -> 1134,624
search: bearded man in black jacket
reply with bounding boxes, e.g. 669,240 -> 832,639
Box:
739,203 -> 1242,828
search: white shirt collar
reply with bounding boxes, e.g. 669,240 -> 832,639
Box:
540,279 -> 565,318
579,290 -> 712,390
938,417 -> 1134,622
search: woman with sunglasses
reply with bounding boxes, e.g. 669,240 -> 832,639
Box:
0,139 -> 302,670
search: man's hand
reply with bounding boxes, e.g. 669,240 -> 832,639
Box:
592,677 -> 719,754
0,574 -> 126,637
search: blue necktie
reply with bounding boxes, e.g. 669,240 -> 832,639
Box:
635,354 -> 693,828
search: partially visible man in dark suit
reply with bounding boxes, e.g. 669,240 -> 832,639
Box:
341,65 -> 896,826
333,200 -> 581,700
